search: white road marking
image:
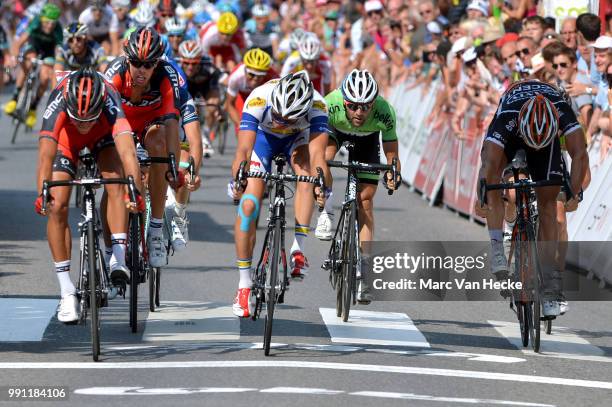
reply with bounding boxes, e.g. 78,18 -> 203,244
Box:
489,320 -> 612,362
319,308 -> 430,347
106,341 -> 524,363
352,391 -> 555,406
74,387 -> 256,395
0,298 -> 57,342
260,387 -> 344,395
142,301 -> 239,342
3,361 -> 612,389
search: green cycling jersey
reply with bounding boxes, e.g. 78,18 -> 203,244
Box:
27,16 -> 63,53
324,89 -> 398,142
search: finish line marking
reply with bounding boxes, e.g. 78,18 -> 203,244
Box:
2,361 -> 612,389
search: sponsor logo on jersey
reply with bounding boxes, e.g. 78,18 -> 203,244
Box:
328,104 -> 341,115
247,97 -> 266,108
373,110 -> 393,131
312,101 -> 326,111
104,95 -> 121,117
104,59 -> 123,80
43,92 -> 63,120
164,64 -> 181,100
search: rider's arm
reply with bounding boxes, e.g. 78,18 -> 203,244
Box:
232,91 -> 266,176
160,68 -> 183,166
36,138 -> 58,194
380,102 -> 401,175
37,88 -> 65,193
114,132 -> 144,194
225,73 -> 241,125
308,99 -> 330,188
564,129 -> 588,197
181,96 -> 203,172
10,31 -> 29,59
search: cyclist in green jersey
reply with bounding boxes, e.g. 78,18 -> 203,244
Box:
4,3 -> 63,128
315,69 -> 401,303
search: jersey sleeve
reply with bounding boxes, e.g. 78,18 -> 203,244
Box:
54,46 -> 66,68
39,87 -> 67,142
380,101 -> 398,142
226,69 -> 241,97
555,98 -> 582,137
239,88 -> 267,132
309,92 -> 328,134
104,84 -> 133,138
280,56 -> 297,77
159,64 -> 182,120
484,102 -> 514,148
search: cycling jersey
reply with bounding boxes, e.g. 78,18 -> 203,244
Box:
199,21 -> 245,64
184,57 -> 223,100
325,89 -> 397,183
40,74 -> 132,175
280,51 -> 332,94
244,19 -> 279,56
227,63 -> 279,100
25,16 -> 63,59
104,56 -> 181,138
485,80 -> 581,181
55,41 -> 107,70
109,13 -> 134,38
240,79 -> 328,172
79,5 -> 113,43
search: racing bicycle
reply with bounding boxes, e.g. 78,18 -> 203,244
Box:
10,57 -> 45,143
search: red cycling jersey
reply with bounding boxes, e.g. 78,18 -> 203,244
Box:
104,56 -> 181,137
39,74 -> 132,163
199,21 -> 246,65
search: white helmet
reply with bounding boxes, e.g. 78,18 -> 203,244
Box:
133,4 -> 156,28
270,71 -> 314,121
111,0 -> 131,8
289,28 -> 305,50
298,33 -> 321,60
165,17 -> 187,35
178,40 -> 203,60
341,69 -> 379,104
251,4 -> 270,17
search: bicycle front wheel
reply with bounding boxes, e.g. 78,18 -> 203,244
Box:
264,218 -> 281,356
128,213 -> 140,333
86,221 -> 101,361
341,201 -> 358,323
528,232 -> 541,352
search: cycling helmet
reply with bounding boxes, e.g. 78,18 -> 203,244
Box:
178,40 -> 202,62
133,5 -> 156,28
217,12 -> 239,35
251,4 -> 270,18
243,48 -> 271,72
165,17 -> 187,36
289,28 -> 306,51
270,70 -> 314,121
90,0 -> 107,9
111,0 -> 131,8
64,22 -> 89,39
124,27 -> 165,62
64,67 -> 106,121
157,0 -> 176,16
518,94 -> 559,150
41,3 -> 61,21
298,33 -> 321,60
341,69 -> 379,104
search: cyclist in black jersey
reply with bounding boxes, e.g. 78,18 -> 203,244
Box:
476,79 -> 588,317
54,23 -> 108,84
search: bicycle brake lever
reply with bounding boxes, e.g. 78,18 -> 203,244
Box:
42,181 -> 49,212
234,161 -> 247,206
126,175 -> 137,204
316,167 -> 325,212
478,178 -> 488,207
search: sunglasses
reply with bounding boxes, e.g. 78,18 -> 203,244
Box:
552,62 -> 569,69
271,111 -> 296,126
367,10 -> 383,17
517,48 -> 531,57
68,36 -> 86,44
129,59 -> 157,69
246,72 -> 264,79
40,17 -> 57,24
344,101 -> 373,112
419,9 -> 433,15
159,12 -> 174,17
182,60 -> 200,67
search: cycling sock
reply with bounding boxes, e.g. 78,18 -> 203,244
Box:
291,223 -> 310,254
110,233 -> 127,268
489,229 -> 503,243
237,258 -> 252,289
104,247 -> 113,266
323,190 -> 334,217
174,202 -> 187,218
55,260 -> 76,297
149,218 -> 164,238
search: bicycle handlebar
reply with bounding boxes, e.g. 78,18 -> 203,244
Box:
42,176 -> 137,212
479,178 -> 567,207
138,153 -> 179,184
328,157 -> 400,195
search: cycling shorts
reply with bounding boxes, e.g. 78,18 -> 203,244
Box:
250,129 -> 309,173
138,119 -> 167,146
53,134 -> 114,177
330,131 -> 381,184
21,39 -> 55,60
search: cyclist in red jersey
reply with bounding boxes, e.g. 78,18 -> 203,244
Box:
226,48 -> 278,132
104,27 -> 183,268
281,33 -> 333,95
35,67 -> 144,323
199,12 -> 246,72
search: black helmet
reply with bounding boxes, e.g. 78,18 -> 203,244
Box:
157,0 -> 176,15
65,67 -> 106,121
124,27 -> 165,62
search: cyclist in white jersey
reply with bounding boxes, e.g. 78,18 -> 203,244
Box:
229,71 -> 329,318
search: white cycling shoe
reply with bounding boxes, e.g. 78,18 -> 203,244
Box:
148,235 -> 167,267
171,215 -> 189,252
542,300 -> 560,317
57,294 -> 79,323
315,213 -> 333,241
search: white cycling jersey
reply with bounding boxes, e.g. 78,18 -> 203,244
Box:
78,5 -> 114,39
280,52 -> 332,94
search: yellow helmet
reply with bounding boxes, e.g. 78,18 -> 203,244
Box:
217,12 -> 239,35
243,48 -> 272,72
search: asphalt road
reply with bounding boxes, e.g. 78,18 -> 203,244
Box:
1,91 -> 612,407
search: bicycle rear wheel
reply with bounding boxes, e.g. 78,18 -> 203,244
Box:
528,234 -> 541,352
86,221 -> 101,361
128,213 -> 140,333
513,223 -> 530,347
264,218 -> 281,356
11,87 -> 28,144
341,201 -> 358,323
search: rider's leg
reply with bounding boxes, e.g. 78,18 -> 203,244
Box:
315,141 -> 337,240
97,146 -> 130,280
290,144 -> 314,276
535,185 -> 562,301
357,182 -> 378,243
35,64 -> 53,106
